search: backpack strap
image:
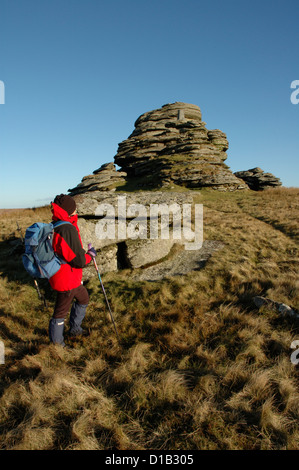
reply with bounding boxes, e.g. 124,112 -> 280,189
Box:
53,221 -> 72,228
52,221 -> 73,267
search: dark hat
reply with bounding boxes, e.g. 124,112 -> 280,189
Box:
53,194 -> 76,216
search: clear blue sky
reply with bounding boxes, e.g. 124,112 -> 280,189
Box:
0,0 -> 298,208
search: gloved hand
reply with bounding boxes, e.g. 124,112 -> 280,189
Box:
87,245 -> 97,258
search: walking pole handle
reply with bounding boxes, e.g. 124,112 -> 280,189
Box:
88,243 -> 99,271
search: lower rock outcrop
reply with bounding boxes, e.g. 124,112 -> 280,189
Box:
234,168 -> 282,191
74,191 -> 203,277
69,163 -> 127,196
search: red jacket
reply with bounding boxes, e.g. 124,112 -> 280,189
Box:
49,203 -> 92,291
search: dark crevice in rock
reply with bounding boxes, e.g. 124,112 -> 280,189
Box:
117,242 -> 132,270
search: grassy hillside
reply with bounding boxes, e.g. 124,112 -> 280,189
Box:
0,188 -> 298,450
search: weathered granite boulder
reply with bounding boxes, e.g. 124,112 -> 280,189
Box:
234,167 -> 282,191
114,102 -> 248,191
74,191 -> 203,275
69,163 -> 127,196
82,243 -> 118,279
253,296 -> 299,319
125,238 -> 175,269
130,240 -> 225,281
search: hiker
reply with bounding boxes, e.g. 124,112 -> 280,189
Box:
48,194 -> 96,346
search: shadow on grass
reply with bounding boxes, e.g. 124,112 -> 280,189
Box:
0,237 -> 57,306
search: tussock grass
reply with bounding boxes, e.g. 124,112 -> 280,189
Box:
0,189 -> 298,450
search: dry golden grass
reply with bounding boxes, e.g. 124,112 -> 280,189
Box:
0,188 -> 298,450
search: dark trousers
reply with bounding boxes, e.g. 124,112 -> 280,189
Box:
53,285 -> 89,319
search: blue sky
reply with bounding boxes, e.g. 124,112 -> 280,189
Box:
0,0 -> 298,208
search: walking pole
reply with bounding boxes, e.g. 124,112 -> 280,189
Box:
88,244 -> 120,341
16,221 -> 24,243
33,278 -> 47,307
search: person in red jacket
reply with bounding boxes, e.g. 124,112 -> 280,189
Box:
49,194 -> 96,346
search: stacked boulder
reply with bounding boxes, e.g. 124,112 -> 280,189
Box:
65,102 -> 282,279
114,102 -> 248,191
234,168 -> 282,191
69,163 -> 127,196
73,190 -> 202,277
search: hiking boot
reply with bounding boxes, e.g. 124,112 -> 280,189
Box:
69,302 -> 88,337
49,318 -> 65,346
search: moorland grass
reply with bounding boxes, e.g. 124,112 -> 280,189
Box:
0,188 -> 298,450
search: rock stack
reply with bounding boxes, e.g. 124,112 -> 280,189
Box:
65,102 -> 282,279
114,102 -> 248,191
234,168 -> 282,191
69,163 -> 127,196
